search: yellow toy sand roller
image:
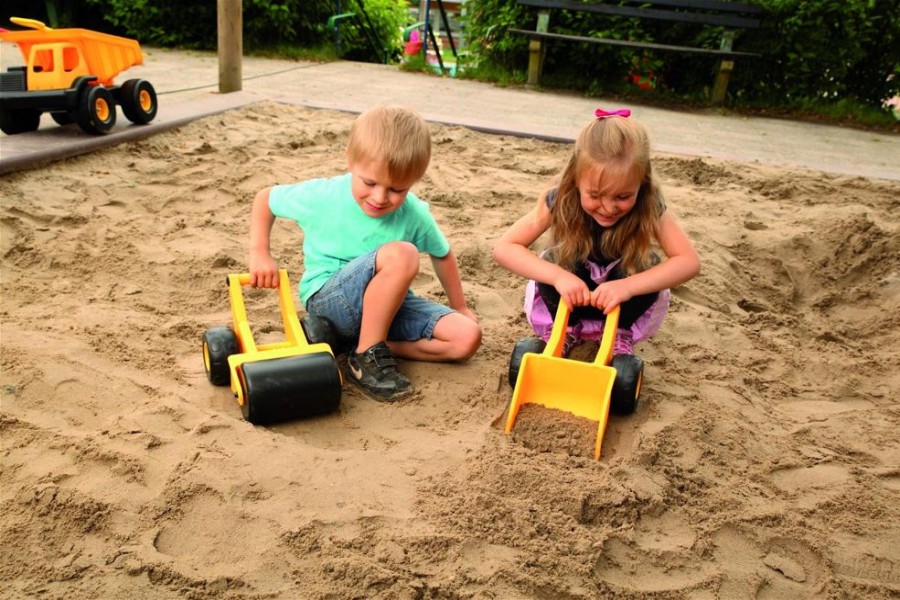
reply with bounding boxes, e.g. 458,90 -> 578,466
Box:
202,269 -> 342,424
504,303 -> 643,460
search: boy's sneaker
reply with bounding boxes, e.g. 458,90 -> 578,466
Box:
613,329 -> 634,356
347,342 -> 414,402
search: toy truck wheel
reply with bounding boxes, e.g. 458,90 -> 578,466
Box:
75,85 -> 116,134
508,336 -> 546,388
202,327 -> 239,386
0,109 -> 41,135
301,315 -> 338,348
610,354 -> 643,415
50,112 -> 74,126
238,353 -> 342,425
119,79 -> 158,124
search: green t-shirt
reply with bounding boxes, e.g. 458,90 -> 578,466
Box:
269,173 -> 450,307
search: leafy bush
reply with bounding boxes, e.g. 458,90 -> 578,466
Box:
738,0 -> 898,107
82,0 -> 218,48
460,0 -> 528,70
80,0 -> 408,60
1,1 -> 111,31
328,0 -> 412,63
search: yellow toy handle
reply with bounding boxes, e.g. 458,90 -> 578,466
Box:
10,17 -> 51,31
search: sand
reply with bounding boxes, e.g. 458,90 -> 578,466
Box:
2,102 -> 899,599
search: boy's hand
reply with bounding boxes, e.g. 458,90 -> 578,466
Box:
249,253 -> 279,288
248,187 -> 278,288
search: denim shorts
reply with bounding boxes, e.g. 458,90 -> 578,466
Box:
305,250 -> 453,342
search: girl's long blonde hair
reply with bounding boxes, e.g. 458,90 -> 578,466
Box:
545,116 -> 664,276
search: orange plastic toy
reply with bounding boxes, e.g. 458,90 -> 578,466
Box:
0,17 -> 157,135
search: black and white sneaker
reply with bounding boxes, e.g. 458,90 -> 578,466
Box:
347,342 -> 414,402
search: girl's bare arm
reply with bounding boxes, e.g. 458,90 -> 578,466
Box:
591,211 -> 700,311
492,202 -> 593,307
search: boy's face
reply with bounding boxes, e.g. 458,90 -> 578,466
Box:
348,158 -> 418,218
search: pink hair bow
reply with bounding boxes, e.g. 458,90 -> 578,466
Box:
595,108 -> 631,119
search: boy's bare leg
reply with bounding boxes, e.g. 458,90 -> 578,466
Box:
356,242 -> 419,353
388,312 -> 482,362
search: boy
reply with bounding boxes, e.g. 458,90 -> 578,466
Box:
248,106 -> 482,402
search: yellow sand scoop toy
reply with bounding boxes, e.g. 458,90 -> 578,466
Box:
504,303 -> 643,460
202,269 -> 342,424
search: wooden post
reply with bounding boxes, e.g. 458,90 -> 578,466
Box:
712,59 -> 734,106
217,0 -> 242,93
711,30 -> 735,106
526,10 -> 550,87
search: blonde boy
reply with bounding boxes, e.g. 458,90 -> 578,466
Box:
249,106 -> 481,401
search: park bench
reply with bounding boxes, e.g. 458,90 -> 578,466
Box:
509,0 -> 765,104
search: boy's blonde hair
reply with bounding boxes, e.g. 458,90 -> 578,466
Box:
346,106 -> 432,182
545,116 -> 665,276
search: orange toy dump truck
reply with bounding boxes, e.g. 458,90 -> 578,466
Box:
0,17 -> 158,135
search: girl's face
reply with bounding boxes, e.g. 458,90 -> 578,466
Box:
348,158 -> 417,218
577,163 -> 642,228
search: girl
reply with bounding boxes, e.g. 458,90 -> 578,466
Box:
492,108 -> 700,356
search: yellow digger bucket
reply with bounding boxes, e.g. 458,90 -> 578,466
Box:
505,302 -> 621,460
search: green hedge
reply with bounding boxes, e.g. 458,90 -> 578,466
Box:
746,0 -> 898,107
461,0 -> 899,110
2,0 -> 410,63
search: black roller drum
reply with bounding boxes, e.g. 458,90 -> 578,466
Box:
239,352 -> 341,424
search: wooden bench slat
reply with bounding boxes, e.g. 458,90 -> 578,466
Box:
517,0 -> 763,17
516,0 -> 762,29
621,0 -> 762,13
508,28 -> 761,58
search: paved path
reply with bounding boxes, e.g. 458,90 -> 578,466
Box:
1,45 -> 898,180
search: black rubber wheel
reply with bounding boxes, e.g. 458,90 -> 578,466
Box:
508,336 -> 546,388
202,327 -> 239,386
75,85 -> 116,134
0,109 -> 41,134
119,79 -> 158,124
610,354 -> 643,415
301,315 -> 338,348
50,111 -> 74,126
239,352 -> 342,424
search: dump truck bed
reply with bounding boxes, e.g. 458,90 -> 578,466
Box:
0,27 -> 143,85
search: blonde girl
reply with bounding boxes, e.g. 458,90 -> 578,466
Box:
492,108 -> 700,355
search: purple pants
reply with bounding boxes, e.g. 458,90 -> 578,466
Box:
523,258 -> 670,344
